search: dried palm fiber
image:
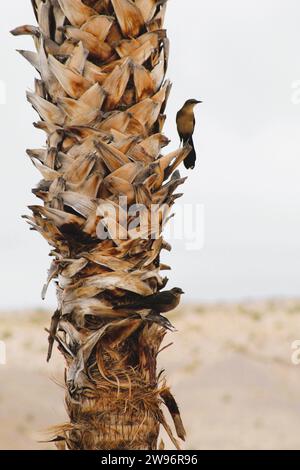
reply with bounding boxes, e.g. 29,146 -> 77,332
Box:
12,0 -> 189,450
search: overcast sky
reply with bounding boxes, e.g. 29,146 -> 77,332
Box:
0,0 -> 300,309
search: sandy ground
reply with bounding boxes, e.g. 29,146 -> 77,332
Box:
1,300 -> 300,450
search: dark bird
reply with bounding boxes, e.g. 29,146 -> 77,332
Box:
113,287 -> 185,314
176,99 -> 202,169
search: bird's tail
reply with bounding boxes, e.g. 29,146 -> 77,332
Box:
184,136 -> 197,169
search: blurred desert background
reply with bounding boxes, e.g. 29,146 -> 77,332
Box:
1,300 -> 300,450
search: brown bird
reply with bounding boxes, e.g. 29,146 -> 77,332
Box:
113,287 -> 184,314
176,99 -> 202,169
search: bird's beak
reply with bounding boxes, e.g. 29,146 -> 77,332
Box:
196,100 -> 203,104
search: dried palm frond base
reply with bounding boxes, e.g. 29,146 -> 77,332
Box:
48,321 -> 185,450
51,386 -> 183,450
13,0 -> 187,450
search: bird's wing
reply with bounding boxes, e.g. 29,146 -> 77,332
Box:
176,111 -> 185,140
176,109 -> 183,124
150,291 -> 172,307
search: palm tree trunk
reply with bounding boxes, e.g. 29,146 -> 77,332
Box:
12,0 -> 188,450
